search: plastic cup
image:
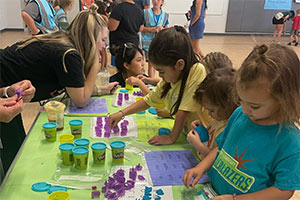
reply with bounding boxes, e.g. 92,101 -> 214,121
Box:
48,191 -> 70,200
42,122 -> 57,142
91,142 -> 107,164
72,146 -> 89,169
110,141 -> 126,163
44,101 -> 65,130
125,78 -> 133,90
74,138 -> 90,148
69,120 -> 83,139
59,134 -> 74,144
59,143 -> 75,165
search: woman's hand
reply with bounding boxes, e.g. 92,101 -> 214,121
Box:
100,82 -> 119,95
0,96 -> 23,123
7,80 -> 35,102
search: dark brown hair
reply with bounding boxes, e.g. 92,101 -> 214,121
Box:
194,67 -> 238,120
149,26 -> 198,116
200,52 -> 233,74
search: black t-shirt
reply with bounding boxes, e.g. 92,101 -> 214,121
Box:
109,2 -> 144,47
0,41 -> 84,101
133,0 -> 150,10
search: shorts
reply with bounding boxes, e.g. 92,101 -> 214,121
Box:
189,7 -> 205,39
272,16 -> 284,25
291,29 -> 299,36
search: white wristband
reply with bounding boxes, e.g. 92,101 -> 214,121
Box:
3,86 -> 10,98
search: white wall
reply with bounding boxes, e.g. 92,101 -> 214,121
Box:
164,0 -> 230,33
0,0 -> 23,31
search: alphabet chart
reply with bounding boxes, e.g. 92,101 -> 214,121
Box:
145,150 -> 210,186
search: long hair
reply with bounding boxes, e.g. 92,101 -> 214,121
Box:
53,0 -> 74,11
149,26 -> 198,116
236,43 -> 300,126
18,4 -> 107,79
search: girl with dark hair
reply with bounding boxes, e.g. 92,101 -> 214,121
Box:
109,26 -> 211,145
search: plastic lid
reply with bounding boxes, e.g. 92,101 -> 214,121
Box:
69,119 -> 83,126
148,107 -> 157,115
48,186 -> 68,194
91,142 -> 107,150
74,138 -> 90,146
195,125 -> 209,142
59,143 -> 75,151
42,122 -> 57,129
72,146 -> 89,155
110,141 -> 126,149
32,182 -> 51,192
48,191 -> 70,200
120,89 -> 128,93
158,128 -> 171,136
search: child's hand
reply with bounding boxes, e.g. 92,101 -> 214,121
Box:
148,135 -> 174,145
109,111 -> 123,129
137,75 -> 150,83
127,76 -> 143,86
211,195 -> 235,200
190,120 -> 202,129
182,166 -> 203,188
156,108 -> 171,118
187,130 -> 201,147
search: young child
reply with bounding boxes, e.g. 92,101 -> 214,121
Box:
142,0 -> 169,78
183,43 -> 300,199
200,52 -> 233,74
288,8 -> 300,46
187,67 -> 238,158
109,43 -> 150,94
54,0 -> 74,30
109,26 -> 211,145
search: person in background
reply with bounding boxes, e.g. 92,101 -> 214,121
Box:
81,0 -> 94,10
134,0 -> 150,10
108,0 -> 144,66
187,68 -> 238,159
288,8 -> 300,46
53,0 -> 74,30
142,0 -> 169,78
109,43 -> 150,94
0,80 -> 35,181
189,0 -> 207,58
22,0 -> 58,35
183,43 -> 300,199
272,10 -> 295,43
109,26 -> 211,145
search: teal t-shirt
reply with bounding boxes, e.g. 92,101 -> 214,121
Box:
208,107 -> 300,195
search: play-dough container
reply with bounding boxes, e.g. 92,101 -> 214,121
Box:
59,143 -> 75,165
69,119 -> 83,139
59,134 -> 74,144
74,138 -> 90,147
72,146 -> 89,169
195,125 -> 209,142
42,122 -> 57,142
110,141 -> 126,163
44,101 -> 65,130
135,96 -> 143,102
91,142 -> 107,164
48,191 -> 70,200
125,78 -> 133,90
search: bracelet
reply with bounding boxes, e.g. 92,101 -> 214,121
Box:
233,193 -> 237,200
119,110 -> 125,120
2,86 -> 10,98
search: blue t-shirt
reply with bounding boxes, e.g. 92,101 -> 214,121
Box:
208,107 -> 300,195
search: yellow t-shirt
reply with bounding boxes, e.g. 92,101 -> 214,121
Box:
144,63 -> 211,132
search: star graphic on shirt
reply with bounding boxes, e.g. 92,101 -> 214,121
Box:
234,147 -> 256,170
